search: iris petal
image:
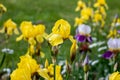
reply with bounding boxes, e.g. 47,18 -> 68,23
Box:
102,51 -> 114,59
75,34 -> 86,42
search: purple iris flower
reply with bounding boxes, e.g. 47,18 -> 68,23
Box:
102,38 -> 120,59
75,24 -> 92,43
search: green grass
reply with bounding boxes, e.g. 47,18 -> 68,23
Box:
0,0 -> 120,79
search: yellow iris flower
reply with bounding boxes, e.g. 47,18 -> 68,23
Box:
109,71 -> 120,80
52,19 -> 71,39
74,17 -> 85,26
16,21 -> 47,55
10,54 -> 50,80
19,21 -> 35,39
44,64 -> 63,80
47,19 -> 72,46
93,12 -> 105,27
81,7 -> 93,21
0,3 -> 7,16
0,19 -> 19,35
94,0 -> 108,9
17,21 -> 46,42
75,0 -> 86,11
99,7 -> 106,18
107,29 -> 117,38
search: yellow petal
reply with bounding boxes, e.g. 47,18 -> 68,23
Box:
74,17 -> 84,26
36,35 -> 44,43
37,69 -> 50,80
43,32 -> 48,40
47,33 -> 63,46
16,35 -> 23,41
34,24 -> 45,36
0,4 -> 7,13
0,27 -> 5,33
10,68 -> 31,80
4,19 -> 17,29
52,19 -> 71,39
28,38 -> 36,45
56,65 -> 63,80
45,59 -> 49,68
29,45 -> 35,55
40,51 -> 45,58
20,21 -> 34,38
109,72 -> 119,80
69,35 -> 74,43
70,40 -> 77,62
14,28 -> 19,35
17,54 -> 39,74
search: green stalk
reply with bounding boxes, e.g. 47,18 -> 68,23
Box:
66,72 -> 69,80
84,72 -> 88,80
0,53 -> 6,68
52,57 -> 56,80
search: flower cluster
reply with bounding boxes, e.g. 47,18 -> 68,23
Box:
16,21 -> 47,55
75,0 -> 108,28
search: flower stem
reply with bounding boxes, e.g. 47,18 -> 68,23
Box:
66,73 -> 69,80
53,58 -> 56,80
0,53 -> 6,68
84,72 -> 88,80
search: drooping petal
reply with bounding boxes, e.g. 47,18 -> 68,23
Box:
17,54 -> 39,74
109,71 -> 120,80
87,36 -> 92,43
37,69 -> 50,80
14,28 -> 19,35
10,68 -> 31,80
102,51 -> 114,59
36,35 -> 44,43
0,4 -> 7,13
28,38 -> 36,45
47,33 -> 63,46
16,35 -> 24,41
75,34 -> 86,42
